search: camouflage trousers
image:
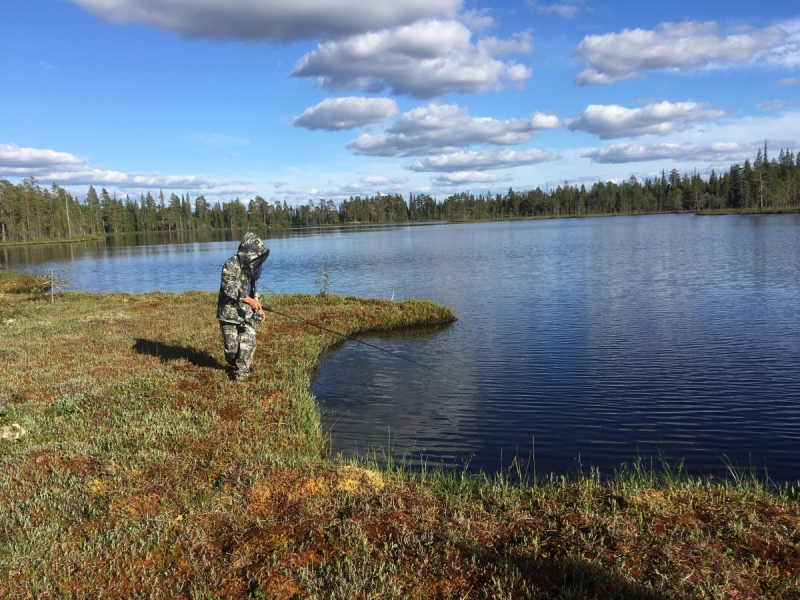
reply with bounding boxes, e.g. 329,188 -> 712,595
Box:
220,321 -> 256,381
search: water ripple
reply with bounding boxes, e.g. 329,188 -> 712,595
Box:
312,215 -> 800,482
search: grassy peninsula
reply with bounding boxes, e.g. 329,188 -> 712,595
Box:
1,272 -> 799,598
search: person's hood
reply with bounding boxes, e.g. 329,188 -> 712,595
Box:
236,232 -> 269,275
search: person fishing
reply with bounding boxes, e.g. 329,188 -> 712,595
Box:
217,232 -> 270,382
218,232 -> 457,384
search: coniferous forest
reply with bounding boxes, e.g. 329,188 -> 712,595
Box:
1,146 -> 798,242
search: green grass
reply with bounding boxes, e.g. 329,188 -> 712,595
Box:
0,276 -> 798,598
0,269 -> 50,295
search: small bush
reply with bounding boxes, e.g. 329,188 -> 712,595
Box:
0,270 -> 50,294
315,262 -> 331,296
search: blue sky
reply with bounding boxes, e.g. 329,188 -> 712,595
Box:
1,0 -> 798,204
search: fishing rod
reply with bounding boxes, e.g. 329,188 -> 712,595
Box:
262,307 -> 460,383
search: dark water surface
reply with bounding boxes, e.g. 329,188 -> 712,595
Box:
4,215 -> 800,481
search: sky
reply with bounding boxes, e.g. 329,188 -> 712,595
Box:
1,0 -> 799,205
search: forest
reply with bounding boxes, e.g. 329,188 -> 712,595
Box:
1,145 -> 798,242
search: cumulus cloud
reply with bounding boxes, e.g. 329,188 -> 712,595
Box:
0,144 -> 253,195
291,20 -> 533,98
431,171 -> 510,186
70,0 -> 462,43
0,145 -> 86,172
408,148 -> 561,172
346,103 -> 562,157
293,97 -> 400,131
568,101 -> 726,139
581,141 -> 779,164
574,20 -> 788,85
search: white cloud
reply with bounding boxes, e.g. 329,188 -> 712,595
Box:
771,77 -> 799,87
360,176 -> 389,185
760,99 -> 800,110
0,145 -> 86,171
291,20 -> 533,98
575,20 -> 788,85
70,0 -> 462,43
574,69 -> 637,86
581,141 -> 778,164
346,103 -> 562,157
431,171 -> 510,187
477,31 -> 534,57
293,97 -> 400,131
751,19 -> 800,69
359,175 -> 410,185
0,144 -> 253,195
539,4 -> 579,18
458,8 -> 494,31
656,110 -> 800,148
519,113 -> 800,190
408,147 -> 561,172
277,175 -> 410,201
568,101 -> 726,139
431,171 -> 510,186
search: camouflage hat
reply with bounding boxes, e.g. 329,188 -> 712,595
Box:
236,232 -> 270,278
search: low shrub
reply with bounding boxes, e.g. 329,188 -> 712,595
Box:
0,270 -> 49,294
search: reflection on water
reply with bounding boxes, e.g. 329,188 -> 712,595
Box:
0,223 -> 441,294
312,324 -> 468,464
4,215 -> 800,481
311,214 -> 800,482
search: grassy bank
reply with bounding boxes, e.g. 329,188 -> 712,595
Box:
1,274 -> 798,598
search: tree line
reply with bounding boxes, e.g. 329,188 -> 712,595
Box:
1,144 -> 798,242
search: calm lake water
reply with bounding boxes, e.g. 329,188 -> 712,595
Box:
4,214 -> 800,481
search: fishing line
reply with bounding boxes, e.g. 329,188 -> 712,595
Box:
263,307 -> 460,383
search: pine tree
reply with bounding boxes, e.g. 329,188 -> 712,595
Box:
86,186 -> 99,207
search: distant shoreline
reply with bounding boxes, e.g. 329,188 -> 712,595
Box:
0,234 -> 105,248
3,207 -> 799,248
695,206 -> 800,216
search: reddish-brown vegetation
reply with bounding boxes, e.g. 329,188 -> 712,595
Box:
0,282 -> 798,598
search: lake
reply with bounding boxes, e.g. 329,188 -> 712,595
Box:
4,214 -> 800,481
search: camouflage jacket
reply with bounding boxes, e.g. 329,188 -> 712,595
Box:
216,233 -> 269,325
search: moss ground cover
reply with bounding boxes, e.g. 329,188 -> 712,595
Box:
0,274 -> 798,598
